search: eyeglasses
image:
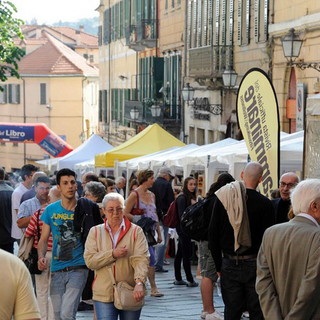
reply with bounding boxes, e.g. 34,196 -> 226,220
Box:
106,207 -> 123,214
37,187 -> 51,191
280,182 -> 297,188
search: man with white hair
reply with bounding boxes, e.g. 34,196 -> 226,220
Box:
115,176 -> 126,197
256,179 -> 320,319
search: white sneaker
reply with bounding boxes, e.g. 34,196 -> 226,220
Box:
201,311 -> 208,319
205,310 -> 224,320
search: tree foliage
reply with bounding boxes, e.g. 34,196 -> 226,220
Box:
0,1 -> 25,83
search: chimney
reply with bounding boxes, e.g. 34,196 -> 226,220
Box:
36,27 -> 42,39
76,29 -> 81,45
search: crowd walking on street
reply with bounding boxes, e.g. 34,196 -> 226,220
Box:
2,162 -> 320,320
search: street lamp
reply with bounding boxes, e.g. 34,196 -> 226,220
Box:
222,66 -> 238,89
130,106 -> 139,120
181,83 -> 195,103
281,28 -> 302,63
150,103 -> 161,117
281,28 -> 320,72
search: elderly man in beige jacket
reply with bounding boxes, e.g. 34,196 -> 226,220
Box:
256,179 -> 320,320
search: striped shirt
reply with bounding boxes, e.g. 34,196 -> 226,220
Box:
25,208 -> 53,250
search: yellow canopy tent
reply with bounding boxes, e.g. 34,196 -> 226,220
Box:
95,123 -> 185,167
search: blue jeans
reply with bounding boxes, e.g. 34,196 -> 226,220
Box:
155,225 -> 169,270
221,258 -> 263,320
94,301 -> 142,320
50,268 -> 88,320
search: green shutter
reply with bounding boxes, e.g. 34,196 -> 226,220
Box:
104,9 -> 111,44
8,84 -> 12,103
16,84 -> 20,104
40,83 -> 46,105
0,85 -> 7,104
99,90 -> 103,122
104,90 -> 108,122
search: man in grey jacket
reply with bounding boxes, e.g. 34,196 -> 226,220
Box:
256,179 -> 320,320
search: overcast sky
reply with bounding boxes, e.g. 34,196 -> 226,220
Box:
12,0 -> 100,24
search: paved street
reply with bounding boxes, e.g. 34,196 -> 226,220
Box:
77,258 -> 225,320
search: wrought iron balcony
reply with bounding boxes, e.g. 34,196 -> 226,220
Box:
125,25 -> 145,51
136,19 -> 157,48
188,45 -> 234,79
124,100 -> 180,126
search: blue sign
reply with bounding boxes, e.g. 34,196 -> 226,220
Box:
38,133 -> 64,157
0,125 -> 35,142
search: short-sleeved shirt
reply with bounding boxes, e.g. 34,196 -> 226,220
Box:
17,196 -> 41,219
41,200 -> 85,272
0,249 -> 40,320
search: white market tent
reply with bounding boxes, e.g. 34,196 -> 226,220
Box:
73,159 -> 95,178
116,132 -> 304,194
57,134 -> 113,170
36,157 -> 61,172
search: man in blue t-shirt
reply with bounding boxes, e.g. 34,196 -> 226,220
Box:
38,169 -> 88,320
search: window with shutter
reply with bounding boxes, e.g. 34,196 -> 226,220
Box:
103,9 -> 111,44
103,90 -> 108,123
254,0 -> 268,42
238,0 -> 250,45
8,84 -> 20,104
0,85 -> 7,104
40,83 -> 47,105
98,25 -> 103,46
99,90 -> 103,122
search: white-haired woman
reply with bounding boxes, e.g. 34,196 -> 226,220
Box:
84,193 -> 149,320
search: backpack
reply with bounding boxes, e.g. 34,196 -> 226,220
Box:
163,199 -> 178,228
73,197 -> 103,245
180,196 -> 214,241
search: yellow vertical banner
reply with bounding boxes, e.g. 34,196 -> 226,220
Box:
236,68 -> 280,198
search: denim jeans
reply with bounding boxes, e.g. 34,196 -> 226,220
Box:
35,251 -> 54,320
155,225 -> 169,270
94,300 -> 142,320
221,258 -> 263,320
50,268 -> 88,320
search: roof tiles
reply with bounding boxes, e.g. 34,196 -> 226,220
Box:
18,33 -> 98,76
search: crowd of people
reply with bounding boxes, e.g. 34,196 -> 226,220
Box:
1,161 -> 320,320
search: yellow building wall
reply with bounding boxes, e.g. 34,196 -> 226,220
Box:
0,76 -> 99,171
270,0 -> 320,132
158,1 -> 185,51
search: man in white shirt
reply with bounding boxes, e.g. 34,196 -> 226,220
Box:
11,164 -> 38,242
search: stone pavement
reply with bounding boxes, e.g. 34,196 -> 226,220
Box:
77,258 -> 225,320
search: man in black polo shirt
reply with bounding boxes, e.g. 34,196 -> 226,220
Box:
209,162 -> 275,320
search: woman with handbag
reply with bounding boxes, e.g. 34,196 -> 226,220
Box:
124,169 -> 164,297
173,176 -> 199,287
84,193 -> 149,320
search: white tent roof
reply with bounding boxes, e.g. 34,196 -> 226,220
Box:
117,146 -> 182,170
58,134 -> 113,170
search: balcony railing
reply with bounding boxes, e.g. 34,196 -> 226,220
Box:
188,45 -> 234,78
125,25 -> 145,51
124,100 -> 180,126
136,19 -> 157,48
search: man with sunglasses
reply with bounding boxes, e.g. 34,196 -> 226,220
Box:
272,172 -> 299,224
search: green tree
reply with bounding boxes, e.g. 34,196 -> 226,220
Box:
0,1 -> 25,83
